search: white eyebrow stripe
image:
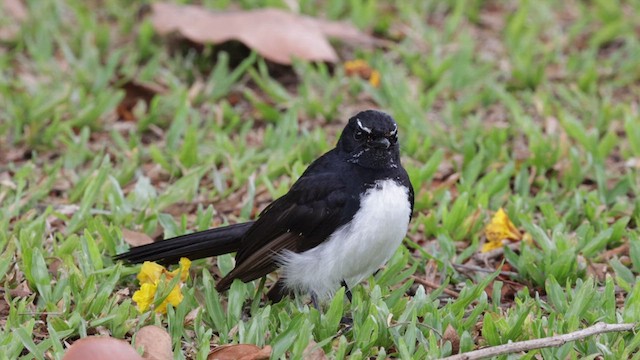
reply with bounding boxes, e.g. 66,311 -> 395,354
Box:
390,123 -> 398,135
356,119 -> 372,133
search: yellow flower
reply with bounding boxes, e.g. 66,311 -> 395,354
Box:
344,59 -> 368,73
170,257 -> 191,282
482,208 -> 522,252
155,284 -> 184,314
344,59 -> 381,88
137,261 -> 165,284
132,282 -> 157,313
369,70 -> 381,88
131,257 -> 191,314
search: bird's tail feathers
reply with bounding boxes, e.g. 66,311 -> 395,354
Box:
114,222 -> 253,265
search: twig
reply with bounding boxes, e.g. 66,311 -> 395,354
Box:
476,242 -> 521,264
451,263 -> 519,278
411,276 -> 460,298
388,321 -> 441,338
440,322 -> 636,360
597,243 -> 629,261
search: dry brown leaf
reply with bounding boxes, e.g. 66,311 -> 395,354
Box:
598,243 -> 629,261
0,297 -> 9,318
443,324 -> 460,355
0,172 -> 16,188
486,276 -> 525,304
135,325 -> 173,360
244,345 -> 272,360
2,0 -> 27,20
313,18 -> 380,46
3,146 -> 29,164
95,326 -> 111,337
48,257 -> 64,279
53,204 -> 79,217
122,229 -> 155,247
587,262 -> 609,282
0,0 -> 28,41
303,341 -> 327,360
117,80 -> 167,122
241,346 -> 272,360
63,337 -> 143,360
9,281 -> 32,298
184,306 -> 202,325
208,344 -> 271,360
150,3 -> 375,65
114,287 -> 130,303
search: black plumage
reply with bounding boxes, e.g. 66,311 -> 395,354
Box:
116,109 -> 414,300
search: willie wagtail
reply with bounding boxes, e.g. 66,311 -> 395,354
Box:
116,110 -> 414,304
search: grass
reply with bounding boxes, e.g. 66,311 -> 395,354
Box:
2,0 -> 640,358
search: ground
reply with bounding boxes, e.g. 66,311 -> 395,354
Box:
1,0 -> 640,359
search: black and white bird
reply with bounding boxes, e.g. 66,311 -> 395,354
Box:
116,110 -> 414,304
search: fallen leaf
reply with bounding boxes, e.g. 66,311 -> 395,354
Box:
122,229 -> 155,247
135,325 -> 173,360
485,275 -> 525,304
48,257 -> 64,279
208,344 -> 271,360
9,281 -> 33,298
303,341 -> 327,360
150,3 -> 375,65
0,297 -> 9,318
54,204 -> 81,216
63,337 -> 143,360
243,346 -> 272,360
95,326 -> 111,337
117,80 -> 167,121
0,0 -> 28,41
598,243 -> 629,261
625,158 -> 640,169
2,0 -> 27,20
0,172 -> 17,189
0,146 -> 31,163
312,18 -> 381,46
184,306 -> 201,325
114,287 -> 130,302
443,324 -> 460,355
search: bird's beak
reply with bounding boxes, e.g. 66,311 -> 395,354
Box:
370,137 -> 391,149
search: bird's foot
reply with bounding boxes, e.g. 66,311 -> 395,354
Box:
340,280 -> 353,302
340,316 -> 353,325
310,292 -> 321,311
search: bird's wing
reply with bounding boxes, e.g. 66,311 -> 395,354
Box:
216,169 -> 357,290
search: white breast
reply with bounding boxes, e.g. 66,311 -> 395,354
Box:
278,179 -> 411,299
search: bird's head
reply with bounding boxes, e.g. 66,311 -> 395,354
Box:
337,110 -> 401,169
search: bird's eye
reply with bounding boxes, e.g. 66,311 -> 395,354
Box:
388,134 -> 398,144
354,131 -> 364,141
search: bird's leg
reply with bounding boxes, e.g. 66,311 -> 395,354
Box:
341,280 -> 353,302
310,292 -> 320,311
340,280 -> 354,326
266,279 -> 288,303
